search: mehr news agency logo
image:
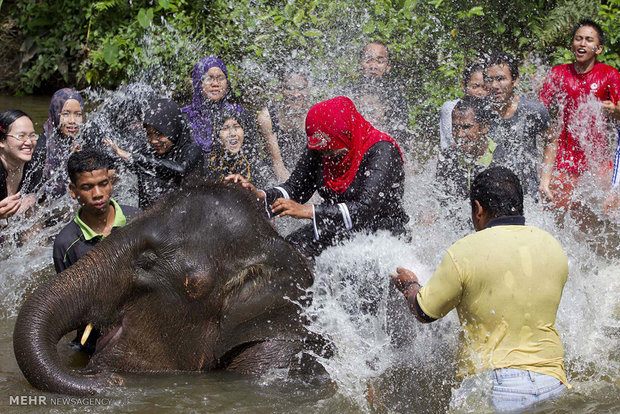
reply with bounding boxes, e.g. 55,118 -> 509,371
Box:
9,395 -> 113,406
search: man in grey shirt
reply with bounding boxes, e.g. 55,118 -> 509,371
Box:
484,52 -> 551,197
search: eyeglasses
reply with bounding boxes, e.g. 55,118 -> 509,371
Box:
6,133 -> 39,142
203,75 -> 227,84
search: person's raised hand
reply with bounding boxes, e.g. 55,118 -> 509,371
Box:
270,198 -> 312,219
602,100 -> 620,117
224,174 -> 265,201
390,267 -> 419,294
538,181 -> 554,206
104,139 -> 131,160
0,193 -> 22,219
603,191 -> 620,216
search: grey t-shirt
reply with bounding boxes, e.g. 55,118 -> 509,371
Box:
488,97 -> 550,196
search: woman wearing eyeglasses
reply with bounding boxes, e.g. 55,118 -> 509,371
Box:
0,110 -> 46,220
181,56 -> 243,155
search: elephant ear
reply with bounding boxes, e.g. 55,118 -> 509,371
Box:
213,259 -> 312,361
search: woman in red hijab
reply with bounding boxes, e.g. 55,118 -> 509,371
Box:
228,96 -> 409,258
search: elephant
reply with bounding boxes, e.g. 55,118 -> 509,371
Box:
13,182 -> 324,396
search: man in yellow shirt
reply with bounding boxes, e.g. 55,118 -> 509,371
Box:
391,166 -> 569,411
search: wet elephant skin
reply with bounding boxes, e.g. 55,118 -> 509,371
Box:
13,182 -> 323,395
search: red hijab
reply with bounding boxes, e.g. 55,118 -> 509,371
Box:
305,96 -> 402,193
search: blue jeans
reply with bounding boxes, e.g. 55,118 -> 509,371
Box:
492,368 -> 567,412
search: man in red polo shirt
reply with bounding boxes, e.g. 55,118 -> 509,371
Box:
539,19 -> 620,212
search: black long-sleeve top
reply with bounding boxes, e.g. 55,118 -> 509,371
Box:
264,140 -> 409,240
128,140 -> 202,208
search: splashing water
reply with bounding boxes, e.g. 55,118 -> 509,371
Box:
2,11 -> 620,413
297,162 -> 620,412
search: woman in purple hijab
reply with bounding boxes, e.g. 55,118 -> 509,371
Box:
182,56 -> 242,153
42,88 -> 84,198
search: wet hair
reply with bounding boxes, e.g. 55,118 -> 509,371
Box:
360,40 -> 390,62
470,166 -> 523,218
485,51 -> 520,81
0,109 -> 32,141
462,62 -> 484,86
67,149 -> 113,184
571,19 -> 605,46
454,96 -> 491,125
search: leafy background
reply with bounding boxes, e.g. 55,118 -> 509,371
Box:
1,0 -> 618,153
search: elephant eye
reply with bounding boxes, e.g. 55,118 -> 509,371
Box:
135,250 -> 158,271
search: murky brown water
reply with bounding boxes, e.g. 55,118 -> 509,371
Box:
0,95 -> 50,130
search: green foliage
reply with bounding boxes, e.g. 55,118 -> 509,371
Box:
597,0 -> 620,69
2,0 -> 618,153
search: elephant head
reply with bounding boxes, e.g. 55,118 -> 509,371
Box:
13,182 -> 317,395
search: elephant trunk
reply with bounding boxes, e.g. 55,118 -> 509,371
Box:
13,244 -> 130,395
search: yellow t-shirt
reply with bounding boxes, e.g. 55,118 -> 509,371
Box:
417,224 -> 569,386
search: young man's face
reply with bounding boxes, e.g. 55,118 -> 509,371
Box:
360,43 -> 391,79
282,74 -> 310,111
69,169 -> 112,217
463,71 -> 487,98
571,25 -> 603,65
484,64 -> 518,107
452,107 -> 488,160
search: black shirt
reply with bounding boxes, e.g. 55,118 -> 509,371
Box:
53,200 -> 139,273
265,140 -> 409,239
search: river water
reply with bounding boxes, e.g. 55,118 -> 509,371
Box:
1,87 -> 620,414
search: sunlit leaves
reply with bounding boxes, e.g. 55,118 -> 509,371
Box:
137,8 -> 154,29
103,43 -> 119,65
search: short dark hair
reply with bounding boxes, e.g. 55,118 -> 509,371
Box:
462,61 -> 484,86
360,41 -> 390,62
470,166 -> 523,218
0,109 -> 32,141
454,96 -> 491,125
485,51 -> 519,81
571,19 -> 605,46
67,149 -> 113,184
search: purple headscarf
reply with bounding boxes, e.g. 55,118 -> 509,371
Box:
181,56 -> 242,153
43,88 -> 84,138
